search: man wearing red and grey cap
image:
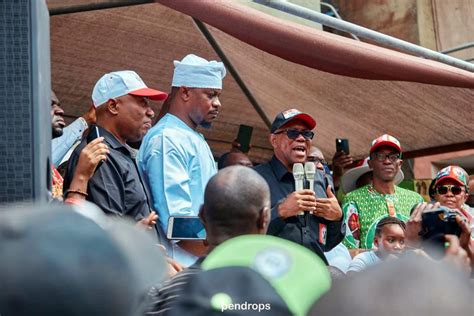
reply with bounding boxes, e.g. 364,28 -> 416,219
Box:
342,134 -> 423,251
254,109 -> 345,263
64,70 -> 168,239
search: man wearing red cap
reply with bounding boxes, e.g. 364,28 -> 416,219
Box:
342,134 -> 423,250
254,109 -> 344,263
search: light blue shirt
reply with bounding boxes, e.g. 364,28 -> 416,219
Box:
347,250 -> 381,273
52,117 -> 88,166
137,114 -> 217,265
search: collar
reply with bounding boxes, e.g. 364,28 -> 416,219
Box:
269,155 -> 291,181
367,184 -> 398,196
163,113 -> 199,134
95,125 -> 134,157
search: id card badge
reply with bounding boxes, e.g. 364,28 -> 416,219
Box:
386,198 -> 396,217
319,223 -> 327,245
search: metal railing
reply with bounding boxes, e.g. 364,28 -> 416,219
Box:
254,0 -> 474,72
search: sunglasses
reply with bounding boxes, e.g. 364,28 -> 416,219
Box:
273,128 -> 314,140
436,185 -> 464,195
372,152 -> 400,162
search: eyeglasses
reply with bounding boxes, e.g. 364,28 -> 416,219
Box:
436,185 -> 464,196
371,152 -> 400,162
273,128 -> 314,140
307,157 -> 327,165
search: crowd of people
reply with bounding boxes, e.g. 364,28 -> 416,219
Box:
1,52 -> 473,315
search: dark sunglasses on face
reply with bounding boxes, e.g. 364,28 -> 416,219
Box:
273,128 -> 314,140
372,152 -> 400,162
436,185 -> 464,196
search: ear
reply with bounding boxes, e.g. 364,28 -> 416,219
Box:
368,158 -> 374,169
269,134 -> 278,149
373,235 -> 380,248
179,86 -> 191,102
397,158 -> 403,169
106,99 -> 119,115
199,205 -> 206,225
257,206 -> 271,231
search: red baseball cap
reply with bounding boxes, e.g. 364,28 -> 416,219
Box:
270,109 -> 316,133
370,134 -> 402,154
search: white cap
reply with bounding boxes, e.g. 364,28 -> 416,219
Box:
92,70 -> 168,107
172,54 -> 226,89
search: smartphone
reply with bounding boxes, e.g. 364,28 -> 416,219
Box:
336,138 -> 350,154
87,125 -> 101,144
167,216 -> 207,240
420,207 -> 461,259
86,125 -> 104,169
236,124 -> 253,153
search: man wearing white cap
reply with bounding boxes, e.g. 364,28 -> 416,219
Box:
138,54 -> 226,266
342,134 -> 423,251
64,70 -> 168,239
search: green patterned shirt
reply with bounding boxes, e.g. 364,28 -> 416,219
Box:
342,184 -> 423,249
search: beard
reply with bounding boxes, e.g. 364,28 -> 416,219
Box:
199,120 -> 212,129
52,126 -> 63,138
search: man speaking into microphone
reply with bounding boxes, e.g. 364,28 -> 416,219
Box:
254,109 -> 345,263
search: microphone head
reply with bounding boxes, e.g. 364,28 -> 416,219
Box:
304,162 -> 316,180
293,163 -> 305,180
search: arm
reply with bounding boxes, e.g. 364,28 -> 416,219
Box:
341,199 -> 362,249
52,117 -> 88,166
64,137 -> 109,203
141,136 -> 206,255
331,151 -> 353,191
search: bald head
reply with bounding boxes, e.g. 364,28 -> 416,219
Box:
218,151 -> 253,169
200,166 -> 270,247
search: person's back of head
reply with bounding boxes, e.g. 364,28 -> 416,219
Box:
200,166 -> 270,246
310,256 -> 472,316
0,203 -> 166,316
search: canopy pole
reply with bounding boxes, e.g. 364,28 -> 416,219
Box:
49,0 -> 153,16
193,19 -> 272,128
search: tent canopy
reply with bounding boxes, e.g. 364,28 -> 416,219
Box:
47,0 -> 474,163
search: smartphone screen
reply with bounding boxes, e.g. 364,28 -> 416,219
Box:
336,138 -> 350,154
87,125 -> 100,144
167,216 -> 206,240
236,124 -> 253,153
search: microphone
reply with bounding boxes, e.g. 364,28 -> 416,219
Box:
304,162 -> 316,192
304,162 -> 316,221
293,163 -> 305,216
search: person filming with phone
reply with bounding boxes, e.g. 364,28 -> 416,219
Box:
254,109 -> 344,263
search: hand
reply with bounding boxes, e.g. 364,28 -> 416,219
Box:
231,139 -> 252,153
405,202 -> 440,248
331,151 -> 353,178
443,235 -> 471,275
82,105 -> 96,126
455,215 -> 474,271
166,256 -> 184,277
314,185 -> 342,221
137,211 -> 158,230
75,137 -> 109,180
277,190 -> 316,219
